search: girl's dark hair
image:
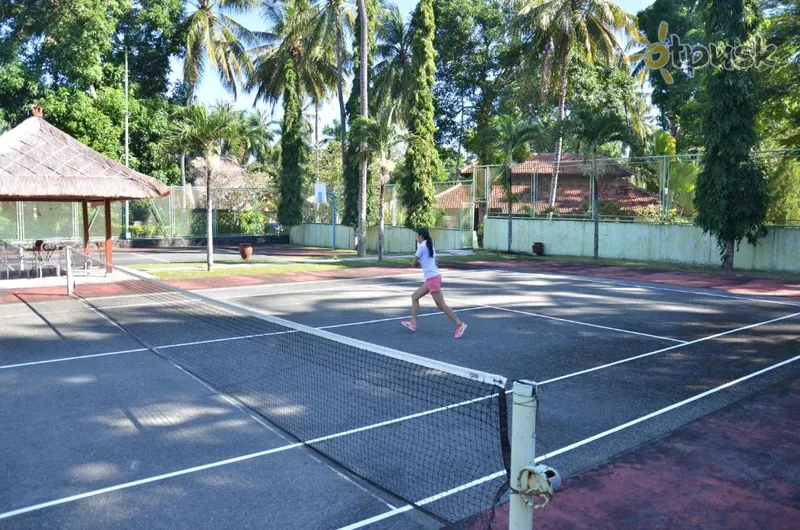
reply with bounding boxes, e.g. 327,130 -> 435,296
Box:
417,228 -> 434,258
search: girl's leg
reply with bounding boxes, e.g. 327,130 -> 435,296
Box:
431,291 -> 462,326
410,284 -> 429,327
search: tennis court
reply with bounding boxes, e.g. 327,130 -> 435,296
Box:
2,253 -> 799,529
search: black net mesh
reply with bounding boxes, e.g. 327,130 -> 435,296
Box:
67,248 -> 510,527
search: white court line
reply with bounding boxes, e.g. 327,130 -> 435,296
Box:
495,268 -> 800,308
189,270 -> 450,294
379,285 -> 686,343
338,350 -> 800,529
0,306 -> 488,371
0,444 -> 302,521
0,286 -> 368,320
217,284 -> 374,301
0,348 -> 148,371
4,275 -> 797,522
126,252 -> 171,263
318,307 -> 485,330
538,310 -> 800,385
0,387 -> 500,521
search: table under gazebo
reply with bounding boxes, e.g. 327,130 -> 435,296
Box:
0,105 -> 170,270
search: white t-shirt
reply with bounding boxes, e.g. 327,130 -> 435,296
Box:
415,241 -> 439,279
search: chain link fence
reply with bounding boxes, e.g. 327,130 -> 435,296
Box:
0,186 -> 285,243
482,151 -> 800,226
383,181 -> 475,233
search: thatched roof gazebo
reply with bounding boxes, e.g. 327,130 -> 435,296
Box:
0,105 -> 170,266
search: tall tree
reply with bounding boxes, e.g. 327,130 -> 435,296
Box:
489,116 -> 542,252
759,0 -> 800,147
401,0 -> 439,229
566,105 -> 628,258
567,60 -> 653,155
694,0 -> 769,271
249,0 -> 333,227
433,0 -> 508,167
632,0 -> 704,150
514,0 -> 639,214
279,59 -> 306,227
115,0 -> 186,98
356,0 -> 370,256
350,106 -> 402,260
342,0 -> 378,230
314,0 -> 356,181
182,0 -> 258,100
373,4 -> 414,123
166,104 -> 242,270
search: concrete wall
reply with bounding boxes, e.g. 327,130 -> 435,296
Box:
289,223 -> 354,249
291,224 -> 472,253
483,217 -> 800,273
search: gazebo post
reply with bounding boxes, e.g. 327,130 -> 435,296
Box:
104,200 -> 113,272
82,201 -> 90,254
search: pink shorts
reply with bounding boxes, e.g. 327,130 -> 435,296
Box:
425,274 -> 442,293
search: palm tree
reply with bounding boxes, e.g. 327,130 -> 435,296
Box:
183,0 -> 259,100
356,0 -> 370,257
313,0 -> 356,172
248,0 -> 335,106
165,107 -> 195,190
565,105 -> 629,258
350,105 -> 402,260
249,0 -> 336,227
373,3 -> 414,124
623,90 -> 654,157
514,0 -> 639,215
218,108 -> 276,166
489,116 -> 544,253
166,104 -> 242,270
241,109 -> 277,165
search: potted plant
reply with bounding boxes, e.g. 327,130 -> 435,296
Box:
532,242 -> 544,256
239,243 -> 253,260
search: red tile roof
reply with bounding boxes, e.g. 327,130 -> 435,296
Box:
460,153 -> 634,178
434,175 -> 660,216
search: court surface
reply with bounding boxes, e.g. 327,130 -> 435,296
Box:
2,264 -> 799,529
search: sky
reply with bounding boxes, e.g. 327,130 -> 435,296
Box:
168,0 -> 656,134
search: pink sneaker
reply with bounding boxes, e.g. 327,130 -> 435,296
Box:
454,322 -> 467,339
401,320 -> 417,332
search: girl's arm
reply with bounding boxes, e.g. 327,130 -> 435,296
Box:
411,255 -> 419,268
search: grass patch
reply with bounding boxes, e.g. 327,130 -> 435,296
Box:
144,251 -> 510,280
126,256 -> 335,270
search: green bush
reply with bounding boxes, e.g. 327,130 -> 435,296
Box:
239,210 -> 266,234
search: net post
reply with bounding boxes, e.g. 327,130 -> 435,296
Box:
509,380 -> 537,530
65,247 -> 73,296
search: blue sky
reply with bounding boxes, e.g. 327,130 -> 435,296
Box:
169,0 -> 655,132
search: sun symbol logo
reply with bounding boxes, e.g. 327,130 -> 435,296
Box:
629,21 -> 674,84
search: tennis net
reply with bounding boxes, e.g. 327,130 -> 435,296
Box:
66,248 -> 511,527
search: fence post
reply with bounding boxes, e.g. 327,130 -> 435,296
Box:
212,189 -> 218,237
65,247 -> 73,296
659,157 -> 668,223
509,380 -> 538,530
169,189 -> 175,238
16,201 -> 24,242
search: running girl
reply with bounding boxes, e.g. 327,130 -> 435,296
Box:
401,228 -> 467,339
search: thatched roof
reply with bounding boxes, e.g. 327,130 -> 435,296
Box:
0,111 -> 170,201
